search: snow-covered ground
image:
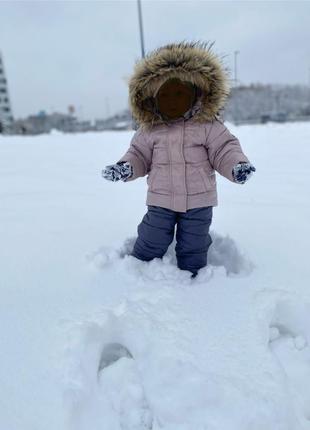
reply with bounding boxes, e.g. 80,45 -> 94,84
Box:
1,121 -> 310,430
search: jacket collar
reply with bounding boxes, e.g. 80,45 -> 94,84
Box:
154,92 -> 204,127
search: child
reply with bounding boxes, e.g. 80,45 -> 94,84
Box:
102,41 -> 256,279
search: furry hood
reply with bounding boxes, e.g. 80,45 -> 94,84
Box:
128,40 -> 231,130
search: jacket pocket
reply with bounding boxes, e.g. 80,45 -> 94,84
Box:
186,166 -> 207,195
198,167 -> 216,191
147,168 -> 158,188
147,166 -> 170,195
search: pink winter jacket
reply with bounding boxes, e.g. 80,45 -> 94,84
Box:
115,41 -> 253,212
117,115 -> 250,213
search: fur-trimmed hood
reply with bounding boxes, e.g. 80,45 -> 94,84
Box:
128,40 -> 231,130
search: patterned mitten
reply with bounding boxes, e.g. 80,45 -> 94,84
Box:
102,161 -> 133,182
232,162 -> 256,184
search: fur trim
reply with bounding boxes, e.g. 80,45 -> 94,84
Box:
128,40 -> 231,130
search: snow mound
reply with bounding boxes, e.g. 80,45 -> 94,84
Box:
254,290 -> 310,428
268,298 -> 310,425
86,230 -> 254,284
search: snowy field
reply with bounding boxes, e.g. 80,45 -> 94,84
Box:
1,121 -> 310,430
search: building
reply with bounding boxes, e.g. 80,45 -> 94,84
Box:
95,109 -> 133,131
11,110 -> 98,135
224,83 -> 310,125
12,111 -> 79,135
0,52 -> 14,133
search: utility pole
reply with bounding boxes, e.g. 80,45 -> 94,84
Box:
234,50 -> 240,87
137,0 -> 145,59
130,0 -> 146,130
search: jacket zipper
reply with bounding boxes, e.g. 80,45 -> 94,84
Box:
181,119 -> 187,204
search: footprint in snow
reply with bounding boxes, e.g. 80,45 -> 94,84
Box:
63,316 -> 153,430
98,342 -> 153,430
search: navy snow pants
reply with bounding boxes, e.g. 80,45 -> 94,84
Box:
130,205 -> 213,277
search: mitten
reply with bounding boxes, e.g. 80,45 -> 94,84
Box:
232,162 -> 256,184
102,161 -> 133,182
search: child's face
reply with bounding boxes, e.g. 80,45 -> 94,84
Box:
155,79 -> 195,120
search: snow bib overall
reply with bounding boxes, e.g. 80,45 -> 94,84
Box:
131,205 -> 213,277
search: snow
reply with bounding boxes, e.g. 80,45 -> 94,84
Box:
1,121 -> 310,430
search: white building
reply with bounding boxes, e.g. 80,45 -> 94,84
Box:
0,52 -> 13,133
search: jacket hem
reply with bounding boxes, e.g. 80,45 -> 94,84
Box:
146,191 -> 218,213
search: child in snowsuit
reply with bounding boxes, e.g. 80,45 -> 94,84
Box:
102,41 -> 256,278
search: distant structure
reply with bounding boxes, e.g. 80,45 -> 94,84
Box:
12,111 -> 93,135
95,109 -> 133,131
0,52 -> 14,133
5,80 -> 310,136
224,83 -> 310,125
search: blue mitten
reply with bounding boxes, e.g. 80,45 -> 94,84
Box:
232,162 -> 256,184
102,161 -> 133,182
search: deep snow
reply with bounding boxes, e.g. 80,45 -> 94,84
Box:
1,121 -> 310,430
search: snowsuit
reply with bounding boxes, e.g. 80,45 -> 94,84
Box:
117,41 -> 251,277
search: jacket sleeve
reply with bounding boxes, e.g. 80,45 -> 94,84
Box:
116,128 -> 153,182
205,118 -> 250,182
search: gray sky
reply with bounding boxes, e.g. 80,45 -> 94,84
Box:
1,0 -> 310,120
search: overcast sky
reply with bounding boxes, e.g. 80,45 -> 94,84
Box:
1,0 -> 310,120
